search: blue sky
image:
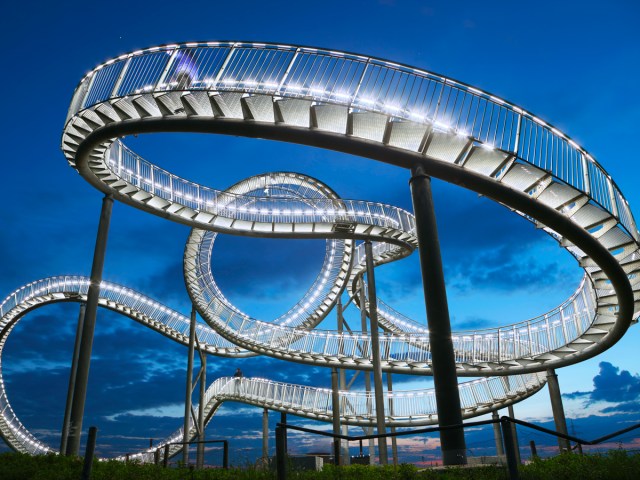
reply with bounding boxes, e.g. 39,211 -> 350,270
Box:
1,0 -> 639,464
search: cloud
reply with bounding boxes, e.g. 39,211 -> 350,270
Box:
564,362 -> 640,406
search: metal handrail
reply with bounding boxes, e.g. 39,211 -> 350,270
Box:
274,416 -> 640,480
65,42 -> 638,241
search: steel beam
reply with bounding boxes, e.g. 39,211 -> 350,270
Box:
386,373 -> 398,465
331,367 -> 341,465
183,306 -> 197,465
359,279 -> 375,464
492,411 -> 505,460
61,303 -> 85,454
507,405 -> 522,464
337,299 -> 350,464
364,240 -> 388,465
196,352 -> 207,468
546,369 -> 570,452
408,166 -> 466,466
66,195 -> 113,456
262,408 -> 269,468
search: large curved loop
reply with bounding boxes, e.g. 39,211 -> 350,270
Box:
61,42 -> 638,374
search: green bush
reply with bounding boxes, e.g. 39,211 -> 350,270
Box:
1,450 -> 639,479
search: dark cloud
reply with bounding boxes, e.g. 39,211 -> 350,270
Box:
564,362 -> 640,406
449,243 -> 567,293
212,236 -> 326,303
453,316 -> 495,330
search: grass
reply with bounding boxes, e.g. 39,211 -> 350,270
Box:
0,450 -> 638,479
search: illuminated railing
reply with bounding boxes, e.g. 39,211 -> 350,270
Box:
0,276 -> 241,354
107,142 -> 415,237
66,42 -> 638,241
129,373 -> 546,463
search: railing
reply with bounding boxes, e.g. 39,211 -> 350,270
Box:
8,269 -> 585,372
191,275 -> 598,366
206,376 -> 544,423
107,142 -> 416,238
274,417 -> 640,480
66,42 -> 638,241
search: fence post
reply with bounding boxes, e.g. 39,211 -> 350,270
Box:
501,419 -> 520,480
163,444 -> 170,468
276,426 -> 287,480
529,440 -> 537,458
154,448 -> 160,465
223,440 -> 229,469
80,426 -> 97,480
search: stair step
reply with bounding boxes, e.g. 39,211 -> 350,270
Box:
424,130 -> 470,164
462,146 -> 509,176
348,111 -> 388,142
241,94 -> 275,122
385,120 -> 430,152
311,104 -> 348,134
275,98 -> 312,127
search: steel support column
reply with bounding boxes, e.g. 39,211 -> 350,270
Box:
408,167 -> 466,465
280,412 -> 288,453
66,195 -> 113,456
262,408 -> 269,468
331,367 -> 341,465
183,306 -> 197,465
364,240 -> 388,465
492,411 -> 505,460
61,303 -> 86,454
337,299 -> 350,464
546,369 -> 570,452
196,352 -> 207,468
386,373 -> 398,465
507,405 -> 521,464
359,279 -> 375,464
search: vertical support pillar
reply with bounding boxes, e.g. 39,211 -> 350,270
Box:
409,166 -> 466,465
359,279 -> 375,464
80,426 -> 98,480
501,418 -> 520,480
331,367 -> 341,465
183,306 -> 197,465
492,411 -> 505,460
546,368 -> 570,452
386,373 -> 398,465
276,426 -> 287,480
66,195 -> 113,456
262,408 -> 269,468
364,241 -> 388,465
507,405 -> 521,464
61,303 -> 86,454
196,352 -> 207,468
337,299 -> 350,465
280,412 -> 288,453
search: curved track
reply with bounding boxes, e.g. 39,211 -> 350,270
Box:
0,277 -> 545,455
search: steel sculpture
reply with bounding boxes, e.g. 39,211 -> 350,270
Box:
1,41 -> 638,462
